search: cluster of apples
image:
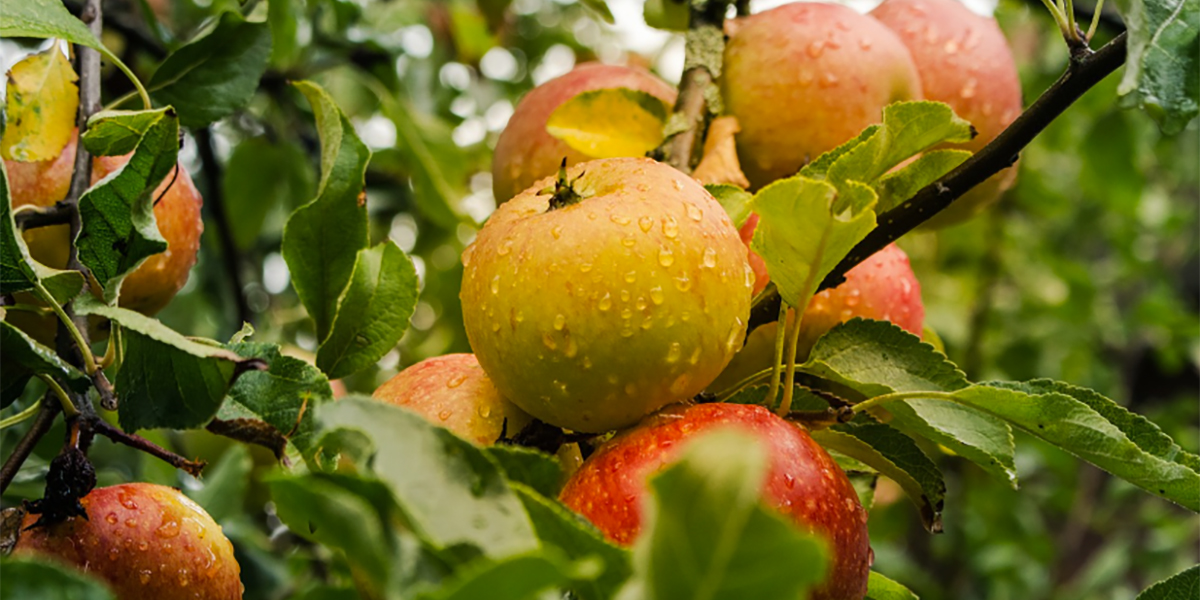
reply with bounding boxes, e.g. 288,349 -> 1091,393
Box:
376,0 -> 1019,597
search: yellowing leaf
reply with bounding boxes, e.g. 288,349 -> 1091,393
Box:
1,45 -> 79,162
546,88 -> 670,159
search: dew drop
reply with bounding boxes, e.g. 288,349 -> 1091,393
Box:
621,235 -> 636,247
624,383 -> 637,396
620,290 -> 631,302
620,308 -> 633,320
478,405 -> 492,418
565,337 -> 578,358
806,41 -> 824,58
620,328 -> 635,338
137,540 -> 149,551
610,214 -> 631,226
490,321 -> 501,332
553,314 -> 566,330
515,310 -> 525,322
675,275 -> 692,292
178,570 -> 190,588
497,240 -> 512,256
139,570 -> 152,585
635,296 -> 648,311
666,342 -> 682,363
636,183 -> 650,192
858,38 -> 873,50
784,474 -> 796,489
658,247 -> 675,267
799,71 -> 815,86
438,410 -> 452,421
579,263 -> 593,273
106,513 -> 118,525
542,333 -> 558,350
702,247 -> 717,268
672,179 -> 683,191
551,225 -> 563,239
490,275 -> 500,294
125,518 -> 138,528
686,205 -> 703,221
662,217 -> 679,238
598,293 -> 612,311
689,347 -> 702,365
638,216 -> 654,232
819,73 -> 839,88
944,39 -> 959,54
641,316 -> 653,330
447,374 -> 467,388
960,78 -> 977,99
108,548 -> 120,561
650,286 -> 665,305
670,374 -> 690,395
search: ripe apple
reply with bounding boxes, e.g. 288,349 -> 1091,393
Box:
559,402 -> 871,600
709,243 -> 924,393
491,63 -> 677,203
871,0 -> 1023,227
5,133 -> 204,316
372,353 -> 534,445
461,157 -> 753,433
723,3 -> 924,188
14,482 -> 243,600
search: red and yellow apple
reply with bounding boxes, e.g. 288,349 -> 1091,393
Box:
871,0 -> 1023,226
372,353 -> 533,445
461,157 -> 753,433
15,483 -> 243,600
491,63 -> 677,204
560,402 -> 871,600
723,3 -> 924,188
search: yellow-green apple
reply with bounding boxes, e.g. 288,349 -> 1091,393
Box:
560,402 -> 871,600
15,483 -> 243,600
709,243 -> 923,393
372,353 -> 533,445
5,133 -> 204,316
871,0 -> 1023,226
491,63 -> 677,203
461,157 -> 753,433
723,2 -> 923,188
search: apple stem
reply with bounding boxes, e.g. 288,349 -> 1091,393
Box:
548,158 -> 584,210
764,302 -> 789,409
777,309 -> 805,416
36,375 -> 79,419
654,0 -> 731,172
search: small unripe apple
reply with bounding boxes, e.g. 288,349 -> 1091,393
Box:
5,134 -> 204,316
871,0 -> 1023,226
372,353 -> 533,445
560,402 -> 871,600
461,157 -> 753,433
491,63 -> 677,203
15,483 -> 243,600
723,3 -> 923,188
709,243 -> 924,393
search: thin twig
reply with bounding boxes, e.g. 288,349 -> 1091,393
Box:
13,203 -> 73,230
92,420 -> 206,477
748,33 -> 1129,333
655,0 -> 729,172
195,127 -> 253,328
0,398 -> 61,494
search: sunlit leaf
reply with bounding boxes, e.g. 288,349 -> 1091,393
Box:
546,88 -> 670,159
1,45 -> 78,162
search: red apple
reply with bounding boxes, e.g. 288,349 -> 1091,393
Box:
15,483 -> 243,600
871,0 -> 1023,226
723,3 -> 924,188
372,353 -> 533,445
560,402 -> 871,600
461,157 -> 753,433
491,63 -> 677,203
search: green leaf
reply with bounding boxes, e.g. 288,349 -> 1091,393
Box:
0,0 -> 105,53
1136,565 -> 1199,600
1,162 -> 85,299
705,183 -> 753,228
644,0 -> 689,31
223,135 -> 314,250
76,296 -> 252,432
0,320 -> 90,406
546,88 -> 670,158
802,319 -> 1017,486
1114,0 -> 1199,133
76,107 -> 177,293
0,557 -> 115,600
875,149 -> 972,212
282,81 -> 371,341
810,421 -> 945,533
269,473 -> 396,594
629,430 -> 829,600
316,240 -> 418,379
960,380 -> 1200,511
749,176 -> 876,308
147,11 -> 272,128
866,571 -> 919,600
512,483 -> 633,600
316,397 -> 540,558
268,0 -> 301,68
186,444 -> 251,522
579,0 -> 616,24
417,549 -> 594,600
223,341 -> 334,458
486,445 -> 564,499
81,109 -> 168,156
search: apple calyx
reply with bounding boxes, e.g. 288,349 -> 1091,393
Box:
546,158 -> 587,210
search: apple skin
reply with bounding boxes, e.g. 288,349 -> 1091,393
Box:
372,353 -> 534,445
461,157 -> 753,433
491,63 -> 677,204
709,243 -> 923,393
723,3 -> 924,188
5,134 -> 204,316
15,483 -> 243,600
871,0 -> 1023,227
560,402 -> 871,600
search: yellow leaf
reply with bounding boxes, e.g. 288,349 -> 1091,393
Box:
2,45 -> 79,162
545,88 -> 669,159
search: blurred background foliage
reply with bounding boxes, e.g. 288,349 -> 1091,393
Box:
1,0 -> 1196,598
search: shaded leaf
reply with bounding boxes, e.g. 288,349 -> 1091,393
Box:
1114,0 -> 1199,133
417,549 -> 593,600
866,571 -> 919,600
223,341 -> 333,458
1,45 -> 78,162
486,446 -> 564,499
546,88 -> 670,158
0,0 -> 105,53
0,320 -> 90,402
1136,565 -> 1199,600
0,557 -> 114,600
222,137 -> 314,250
81,109 -> 167,157
705,183 -> 752,229
876,149 -> 972,212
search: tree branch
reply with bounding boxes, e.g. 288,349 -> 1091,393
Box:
195,127 -> 253,328
0,397 -> 61,494
92,420 -> 206,478
655,0 -> 730,172
748,32 -> 1129,332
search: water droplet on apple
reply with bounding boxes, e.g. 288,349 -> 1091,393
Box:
438,410 -> 452,421
666,343 -> 682,363
139,570 -> 152,585
689,347 -> 702,365
106,513 -> 118,525
490,275 -> 500,294
447,374 -> 467,388
553,314 -> 566,330
478,405 -> 491,418
542,333 -> 557,350
598,293 -> 612,311
621,235 -> 636,247
944,39 -> 959,54
611,214 -> 631,226
638,216 -> 654,232
497,240 -> 512,256
662,217 -> 679,238
702,247 -> 717,268
125,518 -> 138,528
564,337 -> 578,358
819,73 -> 839,88
806,41 -> 824,58
650,286 -> 664,305
670,374 -> 690,395
658,247 -> 674,267
859,38 -> 873,50
686,205 -> 703,221
620,289 -> 631,302
624,383 -> 637,396
675,275 -> 692,292
784,474 -> 796,489
624,271 -> 637,283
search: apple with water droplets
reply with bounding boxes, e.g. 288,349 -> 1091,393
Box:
461,157 -> 753,433
372,353 -> 534,445
14,483 -> 243,600
559,402 -> 871,600
723,2 -> 924,188
491,63 -> 677,204
872,0 -> 1024,227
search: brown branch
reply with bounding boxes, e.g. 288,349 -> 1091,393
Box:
0,397 -> 62,494
92,420 -> 206,478
206,418 -> 290,463
655,0 -> 730,172
748,32 -> 1129,332
13,203 -> 73,230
